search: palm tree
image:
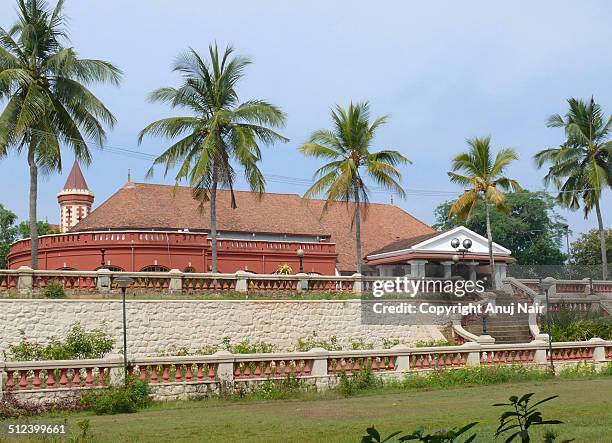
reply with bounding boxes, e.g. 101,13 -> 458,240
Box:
448,136 -> 521,288
299,102 -> 410,274
139,44 -> 288,273
534,97 -> 612,280
0,0 -> 121,269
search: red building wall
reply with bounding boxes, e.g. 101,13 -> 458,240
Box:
8,231 -> 338,274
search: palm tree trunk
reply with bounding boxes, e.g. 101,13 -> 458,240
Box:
485,201 -> 495,289
210,180 -> 218,273
594,199 -> 609,280
354,189 -> 362,274
28,147 -> 39,270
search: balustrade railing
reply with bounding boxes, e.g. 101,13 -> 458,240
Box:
3,340 -> 610,399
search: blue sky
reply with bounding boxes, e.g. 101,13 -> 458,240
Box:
0,0 -> 610,240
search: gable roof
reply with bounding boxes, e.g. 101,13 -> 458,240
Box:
306,200 -> 435,272
366,225 -> 512,260
63,161 -> 89,191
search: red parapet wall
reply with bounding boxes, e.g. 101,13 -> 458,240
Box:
8,231 -> 338,274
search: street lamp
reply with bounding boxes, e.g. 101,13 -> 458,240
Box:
115,275 -> 134,384
451,238 -> 473,258
540,276 -> 556,374
100,249 -> 106,269
296,248 -> 304,273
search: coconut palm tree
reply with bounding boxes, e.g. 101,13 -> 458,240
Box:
534,97 -> 612,280
139,44 -> 288,273
448,136 -> 521,288
0,0 -> 121,269
299,102 -> 410,274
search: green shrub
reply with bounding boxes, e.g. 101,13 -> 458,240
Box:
44,279 -> 66,298
559,362 -> 597,378
81,379 -> 151,415
338,369 -> 383,397
548,307 -> 612,341
242,378 -> 305,400
398,365 -> 551,390
350,338 -> 374,350
221,337 -> 275,354
295,331 -> 342,351
382,338 -> 400,349
414,339 -> 454,347
8,322 -> 114,361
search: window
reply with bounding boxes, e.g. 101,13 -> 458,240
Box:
96,266 -> 124,272
140,265 -> 170,272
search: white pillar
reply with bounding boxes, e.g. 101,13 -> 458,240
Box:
96,268 -> 111,293
441,261 -> 453,279
493,263 -> 507,289
17,266 -> 34,295
169,269 -> 183,294
408,260 -> 427,278
466,262 -> 477,282
352,273 -> 362,294
234,270 -> 248,293
296,273 -> 309,292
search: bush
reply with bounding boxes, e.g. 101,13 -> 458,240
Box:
295,332 -> 342,351
414,339 -> 454,347
548,307 -> 612,341
81,379 -> 151,415
338,369 -> 383,397
397,365 -> 551,390
221,337 -> 275,354
7,322 -> 114,361
44,279 -> 66,298
0,393 -> 81,418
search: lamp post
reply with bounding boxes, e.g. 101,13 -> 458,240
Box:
296,248 -> 304,273
114,276 -> 134,384
100,249 -> 106,269
540,276 -> 556,374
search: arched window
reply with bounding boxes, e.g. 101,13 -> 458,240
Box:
95,266 -> 124,272
140,265 -> 170,272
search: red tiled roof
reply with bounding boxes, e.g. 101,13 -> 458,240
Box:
366,230 -> 446,257
72,183 -> 435,272
306,200 -> 435,272
73,183 -> 329,237
63,161 -> 89,191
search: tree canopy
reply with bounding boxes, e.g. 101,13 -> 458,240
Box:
571,229 -> 612,266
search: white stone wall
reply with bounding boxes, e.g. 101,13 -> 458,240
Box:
0,300 -> 449,357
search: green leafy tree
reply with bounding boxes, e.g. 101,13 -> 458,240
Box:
434,192 -> 566,265
139,44 -> 287,273
0,204 -> 18,268
0,0 -> 121,269
17,219 -> 59,238
447,136 -> 521,288
570,228 -> 612,266
534,97 -> 612,280
299,102 -> 410,273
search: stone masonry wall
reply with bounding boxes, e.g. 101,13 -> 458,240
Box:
0,299 -> 450,357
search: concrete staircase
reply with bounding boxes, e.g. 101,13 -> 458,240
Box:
464,290 -> 532,344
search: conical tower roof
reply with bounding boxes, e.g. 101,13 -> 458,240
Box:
63,161 -> 89,191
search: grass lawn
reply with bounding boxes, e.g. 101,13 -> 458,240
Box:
4,378 -> 611,442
